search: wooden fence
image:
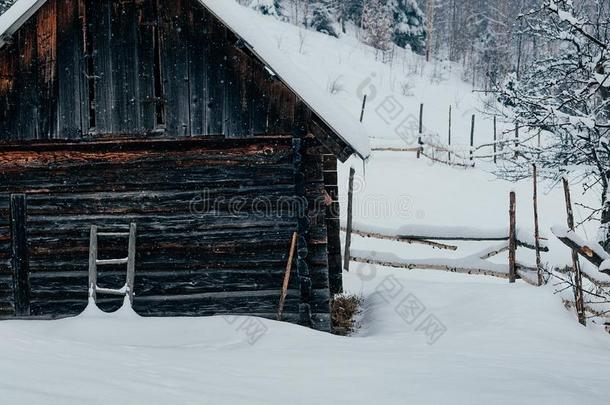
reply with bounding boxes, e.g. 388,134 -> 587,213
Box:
343,188 -> 547,286
370,103 -> 520,169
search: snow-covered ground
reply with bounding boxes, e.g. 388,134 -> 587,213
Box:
1,270 -> 609,404
1,2 -> 609,404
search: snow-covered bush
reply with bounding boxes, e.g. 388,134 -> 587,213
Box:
309,1 -> 338,38
248,0 -> 281,17
388,0 -> 426,55
495,0 -> 610,250
362,0 -> 393,52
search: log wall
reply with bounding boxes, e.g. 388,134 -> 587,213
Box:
0,137 -> 332,331
0,0 -> 347,330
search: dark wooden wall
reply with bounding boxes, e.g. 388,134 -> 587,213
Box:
0,0 -> 346,330
0,0 -> 302,140
0,137 -> 332,330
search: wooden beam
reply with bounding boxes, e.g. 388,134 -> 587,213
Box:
554,235 -> 606,269
351,256 -> 510,279
342,227 -> 458,251
277,232 -> 297,321
10,194 -> 30,316
343,168 -> 355,271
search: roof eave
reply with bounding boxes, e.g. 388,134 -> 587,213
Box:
0,0 -> 47,49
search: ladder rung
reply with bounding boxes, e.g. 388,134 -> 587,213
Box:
95,286 -> 127,296
98,232 -> 130,237
96,258 -> 129,265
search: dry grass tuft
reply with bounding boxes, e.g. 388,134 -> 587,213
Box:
331,293 -> 362,336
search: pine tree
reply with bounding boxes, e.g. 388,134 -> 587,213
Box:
387,0 -> 426,54
0,0 -> 15,14
249,0 -> 281,17
362,0 -> 393,52
310,0 -> 338,37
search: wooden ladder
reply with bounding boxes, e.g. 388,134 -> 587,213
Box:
88,223 -> 137,304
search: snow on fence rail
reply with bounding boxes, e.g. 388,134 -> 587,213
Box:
346,222 -> 548,250
551,226 -> 610,289
342,191 -> 547,286
368,103 -> 520,169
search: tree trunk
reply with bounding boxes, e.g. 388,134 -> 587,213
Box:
599,174 -> 610,253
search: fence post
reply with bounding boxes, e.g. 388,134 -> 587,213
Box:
514,122 -> 520,158
343,168 -> 356,271
359,95 -> 367,123
508,191 -> 517,283
417,103 -> 423,158
493,115 -> 497,164
532,165 -> 543,286
10,194 -> 30,317
448,105 -> 452,162
562,177 -> 586,326
470,114 -> 475,161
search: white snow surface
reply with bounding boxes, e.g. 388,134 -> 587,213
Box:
1,269 -> 609,404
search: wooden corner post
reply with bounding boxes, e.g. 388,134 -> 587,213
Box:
470,114 -> 475,161
343,168 -> 356,272
10,194 -> 30,317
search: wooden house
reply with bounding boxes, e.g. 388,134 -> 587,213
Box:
0,0 -> 370,331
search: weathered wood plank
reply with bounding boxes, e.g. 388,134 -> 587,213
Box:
16,19 -> 39,140
159,0 -> 191,136
207,15 -> 226,135
36,0 -> 57,139
10,194 -> 30,316
57,0 -> 85,138
187,2 -> 210,136
87,0 -> 114,133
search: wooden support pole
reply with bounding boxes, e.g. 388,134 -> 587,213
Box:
562,177 -> 586,326
278,232 -> 298,321
10,194 -> 30,317
470,114 -> 475,161
126,223 -> 137,304
493,115 -> 497,164
88,225 -> 98,302
344,168 -> 356,271
448,105 -> 452,162
514,122 -> 520,158
532,165 -> 543,286
417,103 -> 423,158
509,191 -> 517,283
359,95 -> 367,123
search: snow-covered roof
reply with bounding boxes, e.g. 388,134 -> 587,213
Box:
0,0 -> 371,160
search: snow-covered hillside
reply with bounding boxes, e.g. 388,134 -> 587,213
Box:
1,3 -> 608,404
